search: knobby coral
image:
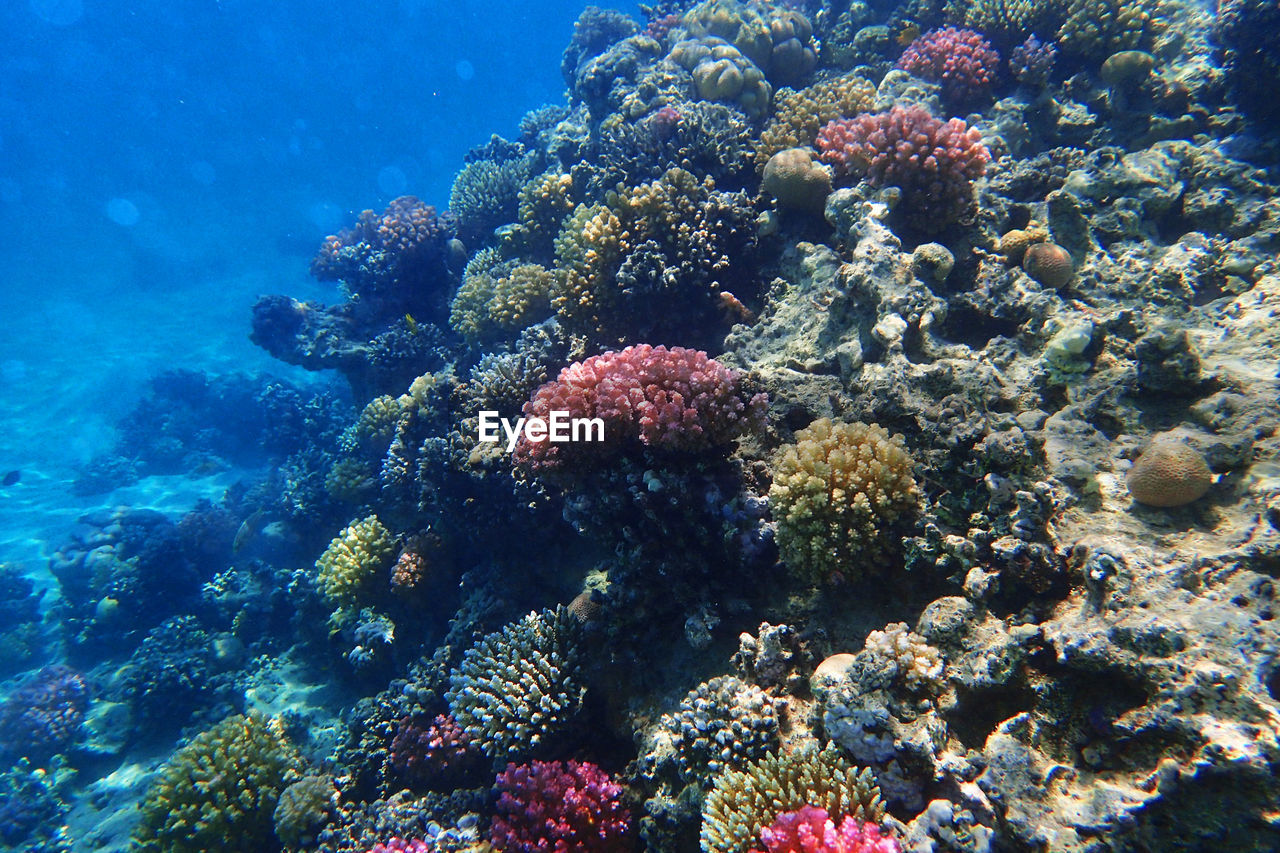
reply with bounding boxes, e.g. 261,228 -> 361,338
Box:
896,27 -> 1000,106
754,805 -> 901,853
816,106 -> 990,232
770,419 -> 919,584
314,515 -> 398,608
490,759 -> 633,852
513,344 -> 767,475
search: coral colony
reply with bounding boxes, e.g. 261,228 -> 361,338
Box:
10,0 -> 1280,851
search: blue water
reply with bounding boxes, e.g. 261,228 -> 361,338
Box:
0,0 -> 635,570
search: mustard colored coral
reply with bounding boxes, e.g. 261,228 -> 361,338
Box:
770,419 -> 919,583
755,72 -> 876,166
700,744 -> 885,853
314,514 -> 396,607
515,170 -> 577,258
133,712 -> 303,853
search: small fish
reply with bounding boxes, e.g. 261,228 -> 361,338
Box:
1,470 -> 19,487
896,21 -> 920,47
233,509 -> 267,554
405,313 -> 419,335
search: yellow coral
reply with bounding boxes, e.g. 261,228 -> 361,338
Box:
451,260 -> 555,343
770,418 -> 919,583
325,458 -> 377,503
133,712 -> 303,853
314,515 -> 396,606
701,744 -> 884,853
350,394 -> 403,450
515,171 -> 577,257
755,72 -> 876,166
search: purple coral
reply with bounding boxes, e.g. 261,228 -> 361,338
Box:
513,344 -> 766,474
0,665 -> 90,760
366,840 -> 433,853
896,27 -> 1000,105
755,805 -> 901,853
490,760 -> 632,852
1009,36 -> 1057,87
816,106 -> 990,231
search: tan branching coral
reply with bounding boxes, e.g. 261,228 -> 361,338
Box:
314,515 -> 396,607
755,73 -> 876,166
770,419 -> 919,583
700,744 -> 885,853
133,712 -> 304,853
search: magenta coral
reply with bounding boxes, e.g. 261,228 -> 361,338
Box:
816,105 -> 990,232
513,344 -> 766,473
896,27 -> 1000,105
754,806 -> 901,853
491,760 -> 632,852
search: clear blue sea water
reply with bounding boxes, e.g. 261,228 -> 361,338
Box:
0,0 -> 637,572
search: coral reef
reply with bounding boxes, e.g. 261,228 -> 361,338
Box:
896,27 -> 1000,106
490,759 -> 632,851
445,607 -> 583,760
133,712 -> 304,852
816,106 -> 990,232
756,806 -> 901,853
514,344 -> 767,476
769,419 -> 920,584
754,72 -> 876,167
701,745 -> 885,853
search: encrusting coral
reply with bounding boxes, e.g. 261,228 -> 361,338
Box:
769,419 -> 919,584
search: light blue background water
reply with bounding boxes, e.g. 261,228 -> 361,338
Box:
0,0 -> 638,568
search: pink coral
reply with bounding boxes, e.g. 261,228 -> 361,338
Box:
513,344 -> 766,473
896,27 -> 1000,105
754,806 -> 901,853
816,106 -> 990,232
491,760 -> 632,852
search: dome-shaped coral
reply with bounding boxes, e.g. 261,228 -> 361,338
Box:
1126,435 -> 1213,508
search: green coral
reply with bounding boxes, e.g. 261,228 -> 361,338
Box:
449,262 -> 555,344
701,744 -> 885,853
770,418 -> 920,583
133,712 -> 304,853
314,515 -> 396,607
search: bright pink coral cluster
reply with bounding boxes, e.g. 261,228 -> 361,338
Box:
816,105 -> 990,232
896,27 -> 1000,105
491,760 -> 632,852
310,195 -> 453,298
514,344 -> 766,473
754,806 -> 901,853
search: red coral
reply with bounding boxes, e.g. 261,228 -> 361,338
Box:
491,760 -> 633,852
389,713 -> 481,787
366,840 -> 433,853
513,344 -> 766,474
754,806 -> 901,853
816,105 -> 989,231
896,27 -> 1000,105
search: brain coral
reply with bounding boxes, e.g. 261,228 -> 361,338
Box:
770,419 -> 919,584
895,27 -> 1000,106
681,0 -> 818,86
763,148 -> 833,212
513,344 -> 767,475
444,607 -> 583,759
669,36 -> 773,120
1126,434 -> 1213,507
817,106 -> 990,232
490,759 -> 632,852
701,744 -> 885,853
315,515 -> 397,608
133,712 -> 303,853
551,168 -> 760,346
